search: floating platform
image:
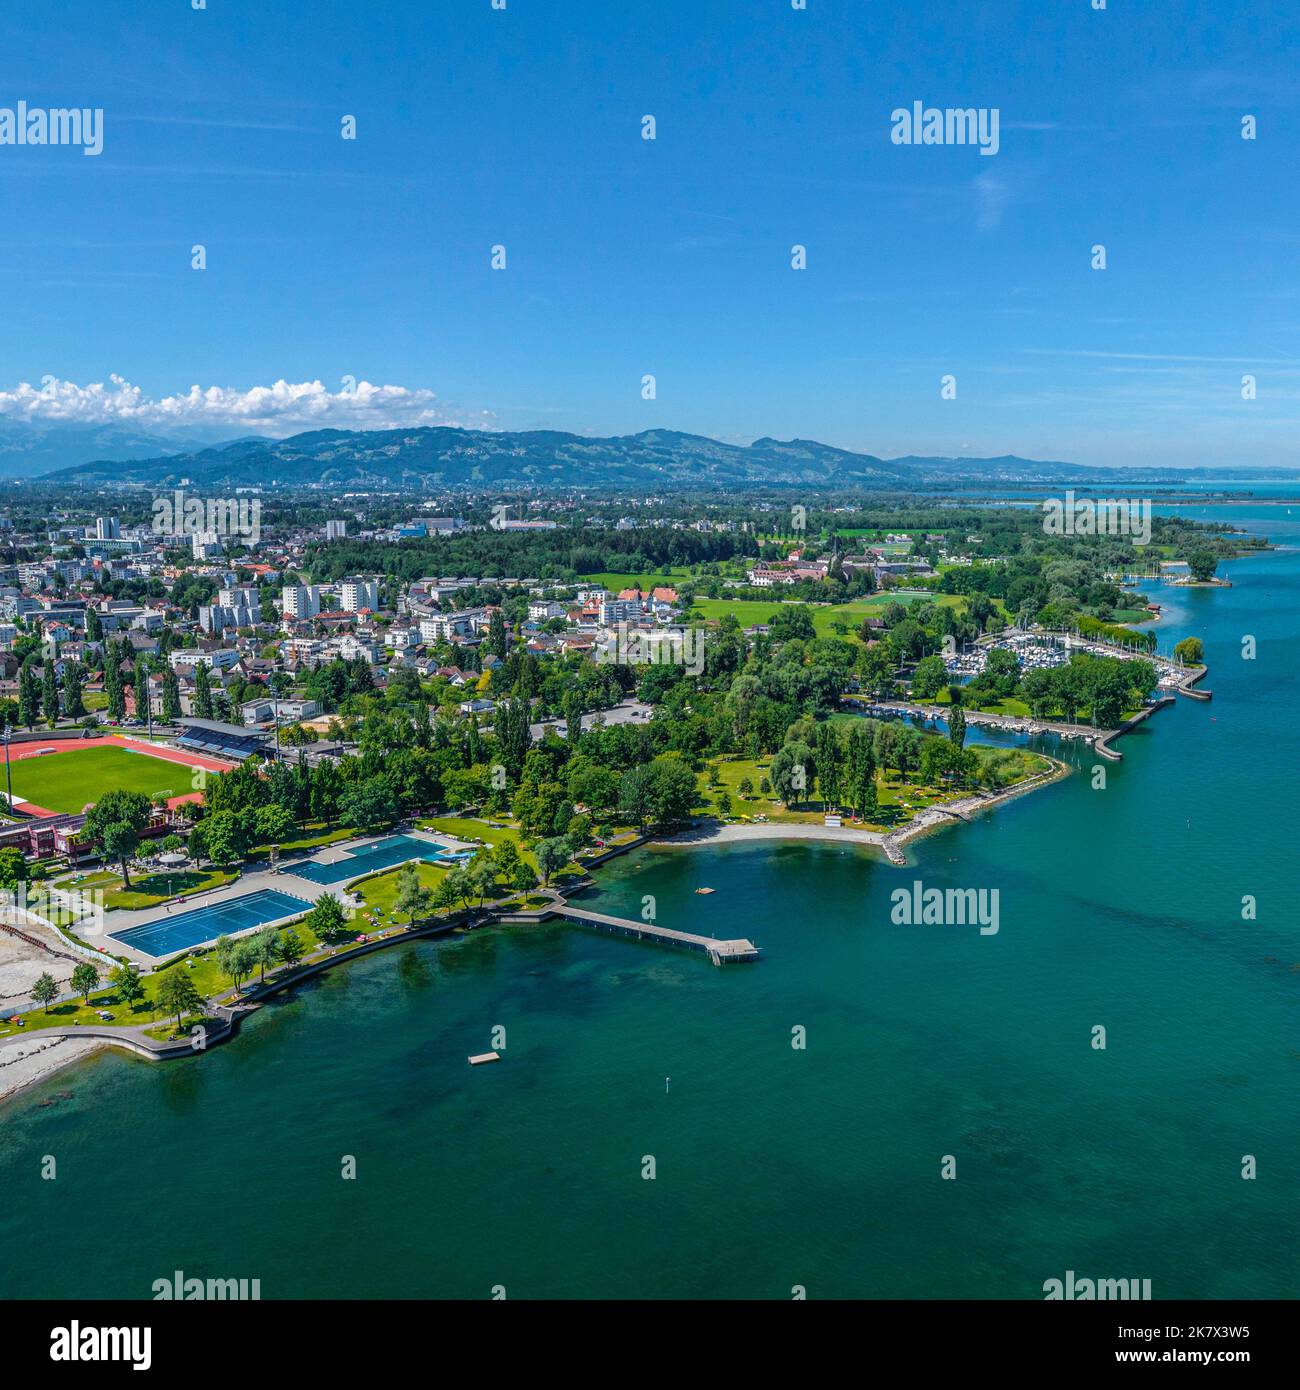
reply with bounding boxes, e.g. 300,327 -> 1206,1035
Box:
468,1051 -> 500,1066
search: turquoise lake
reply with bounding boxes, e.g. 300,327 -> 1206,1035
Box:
1,502 -> 1297,1299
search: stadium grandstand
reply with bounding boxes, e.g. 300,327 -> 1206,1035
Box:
174,718 -> 273,762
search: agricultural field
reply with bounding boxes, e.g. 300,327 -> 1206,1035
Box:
575,567 -> 704,593
7,744 -> 192,814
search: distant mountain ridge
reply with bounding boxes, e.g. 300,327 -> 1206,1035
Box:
36,424 -> 1300,490
0,418 -> 268,478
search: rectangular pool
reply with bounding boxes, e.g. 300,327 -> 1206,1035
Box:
107,888 -> 312,959
283,834 -> 451,886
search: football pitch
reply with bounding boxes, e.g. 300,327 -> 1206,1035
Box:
6,744 -> 191,814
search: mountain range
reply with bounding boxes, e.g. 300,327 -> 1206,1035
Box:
13,421 -> 1300,490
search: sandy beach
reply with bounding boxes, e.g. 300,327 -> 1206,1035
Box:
0,1034 -> 106,1105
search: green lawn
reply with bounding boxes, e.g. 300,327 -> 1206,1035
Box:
689,593 -> 961,639
576,568 -> 698,593
8,743 -> 187,814
105,867 -> 237,911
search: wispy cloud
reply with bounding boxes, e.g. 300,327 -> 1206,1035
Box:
973,172 -> 1011,231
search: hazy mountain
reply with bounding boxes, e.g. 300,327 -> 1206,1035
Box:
0,418 -> 266,478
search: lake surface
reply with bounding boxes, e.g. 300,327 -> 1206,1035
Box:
2,504 -> 1297,1300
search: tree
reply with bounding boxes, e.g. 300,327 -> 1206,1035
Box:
486,608 -> 508,660
31,971 -> 58,1012
1187,549 -> 1218,583
193,662 -> 214,720
770,741 -> 815,806
41,661 -> 60,727
948,705 -> 967,750
156,969 -> 203,1031
71,961 -> 99,1004
18,662 -> 39,729
469,856 -> 500,907
443,864 -> 474,910
510,861 -> 539,895
198,810 -> 247,867
535,837 -> 570,887
393,863 -> 433,923
714,790 -> 732,818
253,803 -> 294,846
432,876 -> 461,915
249,926 -> 280,983
161,664 -> 182,721
1174,636 -> 1204,665
276,928 -> 305,969
911,654 -> 947,701
0,845 -> 28,892
63,662 -> 86,719
84,789 -> 152,888
85,606 -> 103,643
340,778 -> 398,833
303,892 -> 349,943
133,661 -> 150,724
109,961 -> 144,1007
104,648 -> 127,722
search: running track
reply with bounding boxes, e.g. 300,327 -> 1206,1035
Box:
8,735 -> 238,817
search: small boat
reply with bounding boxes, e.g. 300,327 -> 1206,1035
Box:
468,1051 -> 500,1066
695,887 -> 715,895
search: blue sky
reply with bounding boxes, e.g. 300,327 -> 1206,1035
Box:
2,0 -> 1298,468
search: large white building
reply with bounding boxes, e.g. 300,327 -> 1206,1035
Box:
340,577 -> 380,613
281,584 -> 324,620
169,647 -> 241,672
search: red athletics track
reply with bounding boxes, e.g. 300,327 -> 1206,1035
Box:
8,735 -> 239,817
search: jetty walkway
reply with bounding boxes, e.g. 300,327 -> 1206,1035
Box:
553,904 -> 759,964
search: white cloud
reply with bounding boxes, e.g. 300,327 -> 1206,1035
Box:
0,375 -> 486,435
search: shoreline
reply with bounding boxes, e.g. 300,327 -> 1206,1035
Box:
0,756 -> 1073,1106
657,756 -> 1071,865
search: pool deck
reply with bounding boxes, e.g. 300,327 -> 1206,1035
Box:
99,828 -> 477,966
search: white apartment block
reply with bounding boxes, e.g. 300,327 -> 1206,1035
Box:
281,584 -> 324,620
168,647 -> 241,672
599,597 -> 644,625
340,577 -> 380,613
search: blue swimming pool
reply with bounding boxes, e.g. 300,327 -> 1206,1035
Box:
108,888 -> 312,959
283,834 -> 451,886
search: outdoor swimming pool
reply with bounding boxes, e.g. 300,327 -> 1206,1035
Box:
107,888 -> 312,959
282,835 -> 453,886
